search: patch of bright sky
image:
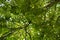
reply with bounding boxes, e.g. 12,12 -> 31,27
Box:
0,0 -> 11,7
6,0 -> 11,3
56,4 -> 60,7
0,4 -> 5,7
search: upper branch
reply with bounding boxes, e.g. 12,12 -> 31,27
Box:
44,0 -> 60,9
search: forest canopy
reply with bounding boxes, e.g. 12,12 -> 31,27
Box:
0,0 -> 60,40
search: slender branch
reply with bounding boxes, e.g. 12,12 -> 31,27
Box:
0,27 -> 23,40
26,31 -> 32,40
0,30 -> 15,40
24,21 -> 31,40
44,0 -> 60,9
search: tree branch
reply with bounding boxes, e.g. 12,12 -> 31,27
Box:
44,0 -> 60,9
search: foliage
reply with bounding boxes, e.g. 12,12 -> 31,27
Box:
0,0 -> 60,40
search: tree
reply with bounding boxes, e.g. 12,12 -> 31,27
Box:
0,0 -> 60,40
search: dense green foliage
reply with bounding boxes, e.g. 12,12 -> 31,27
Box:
0,0 -> 60,40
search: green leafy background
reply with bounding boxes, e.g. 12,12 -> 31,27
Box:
0,0 -> 60,40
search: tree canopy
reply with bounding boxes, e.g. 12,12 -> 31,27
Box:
0,0 -> 60,40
